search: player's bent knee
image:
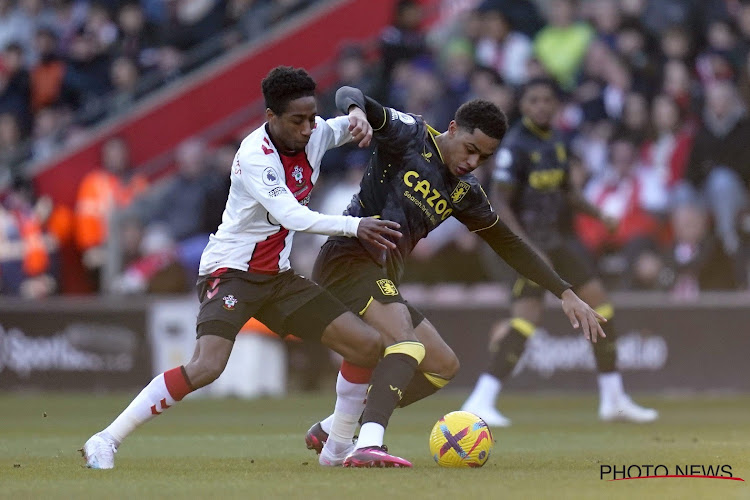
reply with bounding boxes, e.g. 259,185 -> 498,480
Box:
444,353 -> 460,379
321,312 -> 382,367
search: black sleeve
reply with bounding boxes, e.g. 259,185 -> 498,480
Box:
335,85 -> 418,152
335,86 -> 387,130
477,219 -> 571,298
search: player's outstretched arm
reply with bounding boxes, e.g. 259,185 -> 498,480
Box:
476,218 -> 605,342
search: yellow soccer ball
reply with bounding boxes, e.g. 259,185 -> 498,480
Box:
429,411 -> 494,468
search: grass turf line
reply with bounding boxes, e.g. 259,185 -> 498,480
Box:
0,393 -> 748,499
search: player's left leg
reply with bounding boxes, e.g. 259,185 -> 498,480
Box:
398,315 -> 460,408
575,278 -> 658,423
341,299 -> 424,467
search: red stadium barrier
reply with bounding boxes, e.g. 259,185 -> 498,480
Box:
33,0 -> 423,208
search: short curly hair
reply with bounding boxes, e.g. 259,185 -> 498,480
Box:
455,99 -> 508,140
262,66 -> 316,114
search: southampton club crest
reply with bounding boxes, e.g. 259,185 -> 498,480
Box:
222,295 -> 238,310
292,165 -> 304,185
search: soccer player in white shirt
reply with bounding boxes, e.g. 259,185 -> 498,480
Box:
82,66 -> 403,469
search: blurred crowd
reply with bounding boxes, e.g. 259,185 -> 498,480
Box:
310,0 -> 750,297
3,0 -> 750,299
0,0 -> 319,183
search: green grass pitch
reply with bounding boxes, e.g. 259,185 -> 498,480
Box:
1,392 -> 748,499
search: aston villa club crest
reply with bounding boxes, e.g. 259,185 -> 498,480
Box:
292,165 -> 304,185
451,181 -> 470,203
222,295 -> 238,310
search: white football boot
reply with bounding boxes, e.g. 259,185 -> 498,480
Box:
81,432 -> 118,469
318,441 -> 355,467
599,395 -> 658,423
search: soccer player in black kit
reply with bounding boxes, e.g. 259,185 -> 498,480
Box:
304,84 -> 607,468
462,78 -> 658,427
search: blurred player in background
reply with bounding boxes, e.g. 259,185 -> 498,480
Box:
304,85 -> 606,468
462,77 -> 658,426
81,66 -> 404,469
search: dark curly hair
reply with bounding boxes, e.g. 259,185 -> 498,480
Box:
262,66 -> 316,114
455,99 -> 508,140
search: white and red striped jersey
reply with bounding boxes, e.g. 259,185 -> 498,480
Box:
199,115 -> 361,275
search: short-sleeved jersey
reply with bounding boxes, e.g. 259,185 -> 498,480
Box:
199,116 -> 360,276
339,108 -> 499,281
492,119 -> 569,250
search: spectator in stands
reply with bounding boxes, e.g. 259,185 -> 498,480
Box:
403,62 -> 453,129
30,27 -> 67,113
75,136 -> 148,290
144,137 -> 212,275
0,42 -> 32,133
587,0 -> 622,50
30,106 -> 63,162
108,56 -> 140,116
82,3 -> 118,54
202,141 -> 234,236
0,112 -> 29,176
640,93 -> 694,195
110,222 -> 188,294
684,79 -> 750,283
615,19 -> 657,96
697,18 -> 743,79
115,2 -> 159,69
577,133 -> 667,281
0,178 -> 62,297
668,199 -> 737,296
620,91 -> 649,144
0,0 -> 31,52
319,45 -> 375,118
641,1 -> 699,40
659,25 -> 693,64
475,0 -> 544,39
16,0 -> 56,63
662,58 -> 699,116
474,4 -> 532,86
159,0 -> 225,52
379,0 -> 428,99
534,0 -> 593,90
63,31 -> 113,119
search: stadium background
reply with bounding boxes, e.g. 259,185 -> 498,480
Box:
1,1 -> 749,497
2,0 -> 750,391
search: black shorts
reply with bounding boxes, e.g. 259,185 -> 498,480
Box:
511,238 -> 597,300
312,239 -> 425,328
195,268 -> 349,341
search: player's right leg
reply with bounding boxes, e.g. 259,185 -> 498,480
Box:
462,281 -> 544,427
82,269 -> 256,469
82,333 -> 233,469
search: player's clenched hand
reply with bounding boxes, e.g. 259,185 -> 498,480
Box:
357,217 -> 401,251
347,108 -> 373,148
560,289 -> 606,343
